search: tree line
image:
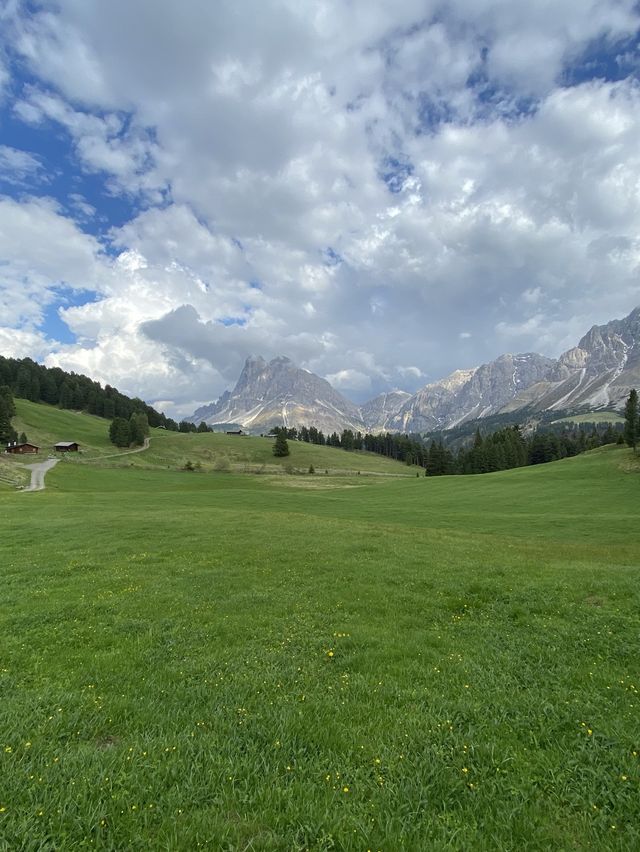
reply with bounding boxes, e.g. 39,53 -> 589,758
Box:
0,356 -> 179,431
273,416 -> 627,476
0,385 -> 17,445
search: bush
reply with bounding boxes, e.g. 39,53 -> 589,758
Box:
213,455 -> 231,472
308,464 -> 315,474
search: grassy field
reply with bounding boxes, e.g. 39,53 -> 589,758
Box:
550,411 -> 625,424
1,404 -> 639,850
11,400 -> 417,476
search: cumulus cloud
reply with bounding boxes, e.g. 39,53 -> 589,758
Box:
0,145 -> 43,185
0,1 -> 639,415
14,87 -> 165,199
0,326 -> 52,360
0,195 -> 103,327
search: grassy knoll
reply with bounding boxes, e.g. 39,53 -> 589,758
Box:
12,399 -> 115,458
136,429 -> 416,476
1,446 -> 639,850
12,399 -> 415,476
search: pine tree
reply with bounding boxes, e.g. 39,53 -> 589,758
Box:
109,417 -> 131,448
624,388 -> 639,451
273,432 -> 290,457
59,382 -> 74,409
0,395 -> 16,444
0,385 -> 16,416
129,411 -> 149,445
129,413 -> 144,446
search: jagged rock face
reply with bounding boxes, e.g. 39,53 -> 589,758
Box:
509,306 -> 640,412
191,307 -> 640,437
389,308 -> 640,431
192,355 -> 365,434
360,391 -> 411,432
389,355 -> 556,432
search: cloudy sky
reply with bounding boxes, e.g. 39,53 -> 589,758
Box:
1,0 -> 639,416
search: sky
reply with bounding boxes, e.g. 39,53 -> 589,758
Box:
0,0 -> 639,417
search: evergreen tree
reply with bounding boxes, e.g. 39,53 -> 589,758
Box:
58,382 -> 74,409
624,388 -> 639,451
19,432 -> 27,444
130,411 -> 149,444
128,413 -> 145,446
273,431 -> 290,457
0,385 -> 16,416
341,429 -> 355,450
197,421 -> 209,433
0,395 -> 16,444
109,417 -> 131,448
15,366 -> 32,399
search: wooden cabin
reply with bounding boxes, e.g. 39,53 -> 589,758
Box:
54,441 -> 79,453
5,442 -> 39,455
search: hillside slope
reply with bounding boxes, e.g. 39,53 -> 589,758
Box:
11,399 -> 415,477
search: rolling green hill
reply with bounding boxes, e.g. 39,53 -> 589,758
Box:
11,398 -> 417,476
12,398 -> 115,457
1,410 -> 639,849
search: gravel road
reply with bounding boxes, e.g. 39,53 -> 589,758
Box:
22,458 -> 59,492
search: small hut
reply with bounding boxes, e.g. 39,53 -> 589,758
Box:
5,442 -> 39,455
54,441 -> 80,453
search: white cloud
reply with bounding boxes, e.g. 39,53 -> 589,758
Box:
0,195 -> 103,327
15,87 -> 165,198
0,1 -> 639,414
325,369 -> 372,392
0,326 -> 52,360
0,145 -> 42,184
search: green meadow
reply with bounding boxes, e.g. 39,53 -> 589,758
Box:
1,402 -> 639,850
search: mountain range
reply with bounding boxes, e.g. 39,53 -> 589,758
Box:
191,307 -> 640,434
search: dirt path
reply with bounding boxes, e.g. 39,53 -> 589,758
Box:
22,458 -> 59,492
81,436 -> 151,462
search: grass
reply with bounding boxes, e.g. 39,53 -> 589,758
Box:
13,400 -> 417,476
551,411 -> 624,424
12,400 -> 116,458
1,405 -> 639,849
0,456 -> 30,490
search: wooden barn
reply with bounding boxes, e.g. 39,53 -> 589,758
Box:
54,441 -> 80,453
5,442 -> 39,455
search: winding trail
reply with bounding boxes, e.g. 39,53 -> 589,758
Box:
23,458 -> 59,492
81,436 -> 151,462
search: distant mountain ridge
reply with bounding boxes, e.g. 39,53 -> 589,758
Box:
192,355 -> 366,435
191,307 -> 640,434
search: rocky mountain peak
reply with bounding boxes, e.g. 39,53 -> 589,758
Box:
191,305 -> 640,436
191,354 -> 364,434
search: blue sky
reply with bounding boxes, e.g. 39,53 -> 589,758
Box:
0,1 -> 639,415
